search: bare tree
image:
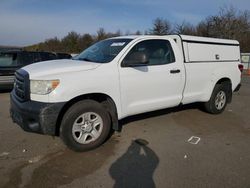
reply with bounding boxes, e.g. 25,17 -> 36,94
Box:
150,18 -> 172,35
96,28 -> 107,41
174,21 -> 196,35
77,34 -> 94,52
25,6 -> 250,53
61,31 -> 80,53
196,6 -> 250,52
135,30 -> 142,35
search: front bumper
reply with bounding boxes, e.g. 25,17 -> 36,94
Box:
10,91 -> 65,135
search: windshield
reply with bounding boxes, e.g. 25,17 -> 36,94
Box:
0,53 -> 18,67
74,38 -> 132,63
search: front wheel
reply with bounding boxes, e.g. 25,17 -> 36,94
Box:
60,100 -> 111,152
204,84 -> 229,114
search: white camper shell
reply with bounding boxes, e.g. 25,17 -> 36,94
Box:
169,35 -> 240,63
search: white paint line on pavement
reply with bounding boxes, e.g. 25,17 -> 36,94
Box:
0,152 -> 10,157
187,136 -> 201,145
28,155 -> 43,163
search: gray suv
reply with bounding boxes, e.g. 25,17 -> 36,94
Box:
0,51 -> 58,90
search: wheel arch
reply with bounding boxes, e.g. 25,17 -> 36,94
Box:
214,77 -> 232,103
55,93 -> 119,136
215,77 -> 232,85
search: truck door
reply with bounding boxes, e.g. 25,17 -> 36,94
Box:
119,39 -> 185,117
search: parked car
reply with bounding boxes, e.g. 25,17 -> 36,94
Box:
0,51 -> 56,90
55,52 -> 72,59
10,35 -> 242,151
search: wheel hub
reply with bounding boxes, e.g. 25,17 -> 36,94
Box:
215,91 -> 226,110
81,123 -> 93,132
72,112 -> 104,144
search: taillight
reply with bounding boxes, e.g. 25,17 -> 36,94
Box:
238,64 -> 244,73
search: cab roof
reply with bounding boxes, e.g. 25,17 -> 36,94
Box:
111,35 -> 239,45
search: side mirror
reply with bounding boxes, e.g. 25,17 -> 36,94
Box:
122,51 -> 149,67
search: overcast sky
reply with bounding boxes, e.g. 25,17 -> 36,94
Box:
0,0 -> 249,46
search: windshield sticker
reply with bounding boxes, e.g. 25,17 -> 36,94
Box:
111,42 -> 126,47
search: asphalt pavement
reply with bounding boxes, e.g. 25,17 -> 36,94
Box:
0,76 -> 250,188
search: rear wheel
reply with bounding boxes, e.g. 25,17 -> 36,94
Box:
60,100 -> 111,152
204,84 -> 229,114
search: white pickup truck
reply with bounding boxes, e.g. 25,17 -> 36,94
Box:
10,35 -> 242,151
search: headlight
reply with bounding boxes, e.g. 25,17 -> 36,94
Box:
30,80 -> 60,95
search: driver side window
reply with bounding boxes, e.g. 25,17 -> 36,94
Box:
123,39 -> 175,66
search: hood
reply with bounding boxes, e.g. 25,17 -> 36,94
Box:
23,59 -> 101,78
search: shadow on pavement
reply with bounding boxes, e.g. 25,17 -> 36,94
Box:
3,138 -> 118,188
109,139 -> 159,188
120,103 -> 202,127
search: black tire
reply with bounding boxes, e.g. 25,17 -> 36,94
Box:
204,83 -> 229,114
60,100 -> 111,152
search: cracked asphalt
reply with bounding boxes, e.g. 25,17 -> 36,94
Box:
0,76 -> 250,188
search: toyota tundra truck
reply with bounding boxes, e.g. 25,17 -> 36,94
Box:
10,35 -> 242,151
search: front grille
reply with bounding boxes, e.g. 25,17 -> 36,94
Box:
14,69 -> 30,102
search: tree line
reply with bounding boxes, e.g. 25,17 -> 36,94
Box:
25,6 -> 250,53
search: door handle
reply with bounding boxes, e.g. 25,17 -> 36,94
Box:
170,69 -> 180,74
